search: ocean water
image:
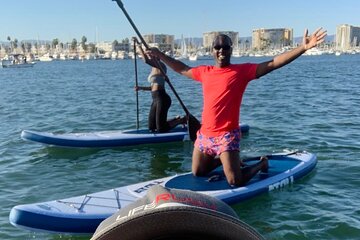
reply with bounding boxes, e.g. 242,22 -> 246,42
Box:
1,55 -> 359,239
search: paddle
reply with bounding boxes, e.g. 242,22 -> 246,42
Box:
133,38 -> 140,129
113,0 -> 201,142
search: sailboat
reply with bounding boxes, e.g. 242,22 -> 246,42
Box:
175,35 -> 188,60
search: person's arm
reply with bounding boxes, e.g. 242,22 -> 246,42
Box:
135,86 -> 151,91
146,48 -> 194,79
256,28 -> 327,78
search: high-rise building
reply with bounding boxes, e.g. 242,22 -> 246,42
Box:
252,28 -> 293,50
143,34 -> 174,53
203,31 -> 239,51
336,24 -> 360,50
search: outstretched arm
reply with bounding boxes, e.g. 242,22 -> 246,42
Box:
256,28 -> 327,78
146,48 -> 194,79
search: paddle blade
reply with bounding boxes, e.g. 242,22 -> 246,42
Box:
187,114 -> 201,142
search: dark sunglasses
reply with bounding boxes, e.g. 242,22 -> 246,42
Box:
213,45 -> 232,51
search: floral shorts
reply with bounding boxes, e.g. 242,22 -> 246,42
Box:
194,128 -> 241,157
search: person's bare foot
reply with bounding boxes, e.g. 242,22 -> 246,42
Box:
168,116 -> 187,128
260,156 -> 269,173
176,116 -> 187,126
180,116 -> 187,124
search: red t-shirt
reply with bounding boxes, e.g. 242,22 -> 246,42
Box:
191,63 -> 258,137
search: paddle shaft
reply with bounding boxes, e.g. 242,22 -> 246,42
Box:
133,39 -> 140,129
113,0 -> 190,116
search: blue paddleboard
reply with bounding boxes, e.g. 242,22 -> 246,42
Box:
20,124 -> 250,148
9,151 -> 316,234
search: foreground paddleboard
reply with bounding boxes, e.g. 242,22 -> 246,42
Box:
20,124 -> 250,148
9,151 -> 316,234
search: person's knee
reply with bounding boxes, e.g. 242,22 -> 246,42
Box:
156,122 -> 170,133
226,175 -> 245,187
192,168 -> 207,177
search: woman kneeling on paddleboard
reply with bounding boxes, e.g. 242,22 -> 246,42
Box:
133,38 -> 186,133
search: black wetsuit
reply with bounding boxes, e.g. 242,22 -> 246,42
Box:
148,89 -> 172,133
147,70 -> 172,133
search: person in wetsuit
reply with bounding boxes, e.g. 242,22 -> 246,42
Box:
134,38 -> 186,133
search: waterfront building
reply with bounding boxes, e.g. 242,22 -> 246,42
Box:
203,31 -> 239,51
336,24 -> 360,51
252,28 -> 293,50
0,46 -> 6,59
114,41 -> 130,53
142,34 -> 174,53
96,41 -> 113,53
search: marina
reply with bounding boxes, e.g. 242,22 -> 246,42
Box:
1,42 -> 360,63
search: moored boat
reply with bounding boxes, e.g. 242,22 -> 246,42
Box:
1,54 -> 36,68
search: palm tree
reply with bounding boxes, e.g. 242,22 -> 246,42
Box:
70,38 -> 78,53
25,42 -> 32,53
13,39 -> 19,53
112,40 -> 119,48
88,43 -> 96,53
81,36 -> 87,52
52,38 -> 59,49
21,42 -> 26,54
7,36 -> 12,53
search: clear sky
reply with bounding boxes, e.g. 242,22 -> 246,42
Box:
1,0 -> 359,42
